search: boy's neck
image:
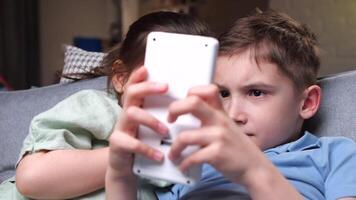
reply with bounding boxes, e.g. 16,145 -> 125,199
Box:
286,131 -> 303,144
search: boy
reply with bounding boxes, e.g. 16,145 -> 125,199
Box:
106,10 -> 356,199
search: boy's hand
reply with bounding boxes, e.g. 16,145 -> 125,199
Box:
107,66 -> 169,179
167,84 -> 265,183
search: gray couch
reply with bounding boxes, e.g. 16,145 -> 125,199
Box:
0,76 -> 107,183
1,70 -> 356,183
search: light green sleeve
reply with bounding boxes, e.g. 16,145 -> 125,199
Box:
11,89 -> 167,200
17,89 -> 122,165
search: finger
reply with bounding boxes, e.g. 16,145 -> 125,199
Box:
179,145 -> 217,172
119,66 -> 146,106
188,84 -> 223,110
125,66 -> 147,86
123,106 -> 169,137
123,81 -> 168,108
169,127 -> 217,160
114,112 -> 138,139
110,131 -> 164,162
167,96 -> 220,124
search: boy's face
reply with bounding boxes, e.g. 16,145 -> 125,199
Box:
214,50 -> 305,150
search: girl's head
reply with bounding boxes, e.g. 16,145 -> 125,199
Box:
103,11 -> 213,100
218,10 -> 320,91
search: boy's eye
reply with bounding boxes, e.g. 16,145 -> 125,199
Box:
219,89 -> 230,98
248,89 -> 264,97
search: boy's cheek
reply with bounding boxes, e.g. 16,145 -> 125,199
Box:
221,101 -> 229,113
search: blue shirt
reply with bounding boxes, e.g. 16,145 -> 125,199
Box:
155,132 -> 356,200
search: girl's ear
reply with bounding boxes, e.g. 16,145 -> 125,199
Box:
112,74 -> 126,93
111,59 -> 127,93
299,85 -> 322,119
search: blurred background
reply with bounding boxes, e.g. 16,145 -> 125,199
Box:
1,0 -> 356,90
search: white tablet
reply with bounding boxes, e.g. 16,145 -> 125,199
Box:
133,31 -> 219,185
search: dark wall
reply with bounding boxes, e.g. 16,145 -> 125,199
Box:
195,0 -> 269,35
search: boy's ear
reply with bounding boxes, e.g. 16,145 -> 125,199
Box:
112,74 -> 126,93
299,85 -> 322,119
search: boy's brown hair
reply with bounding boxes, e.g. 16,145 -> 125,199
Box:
219,10 -> 320,90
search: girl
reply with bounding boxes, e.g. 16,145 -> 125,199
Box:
5,11 -> 213,200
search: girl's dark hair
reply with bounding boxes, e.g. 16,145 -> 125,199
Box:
63,11 -> 213,100
219,10 -> 320,90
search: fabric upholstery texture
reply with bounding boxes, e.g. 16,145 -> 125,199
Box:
304,70 -> 356,141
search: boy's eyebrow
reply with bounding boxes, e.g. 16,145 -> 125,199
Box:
241,82 -> 277,91
213,83 -> 226,89
214,82 -> 277,91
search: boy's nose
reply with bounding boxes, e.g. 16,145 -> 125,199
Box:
229,112 -> 248,125
227,102 -> 248,125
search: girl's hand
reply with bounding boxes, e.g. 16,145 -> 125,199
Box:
167,84 -> 266,183
107,66 -> 169,180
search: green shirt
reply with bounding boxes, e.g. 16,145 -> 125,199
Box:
0,89 -> 165,200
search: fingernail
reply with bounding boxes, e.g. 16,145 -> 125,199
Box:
157,123 -> 168,135
154,151 -> 163,161
167,115 -> 172,123
155,83 -> 168,90
167,115 -> 176,123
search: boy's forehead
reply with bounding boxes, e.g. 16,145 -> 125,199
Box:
216,51 -> 264,75
215,53 -> 295,88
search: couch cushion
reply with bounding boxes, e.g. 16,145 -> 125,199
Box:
304,70 -> 356,141
0,76 -> 107,182
60,45 -> 106,83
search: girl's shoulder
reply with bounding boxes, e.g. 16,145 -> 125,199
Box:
69,89 -> 116,100
59,89 -> 118,108
32,89 -> 120,125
